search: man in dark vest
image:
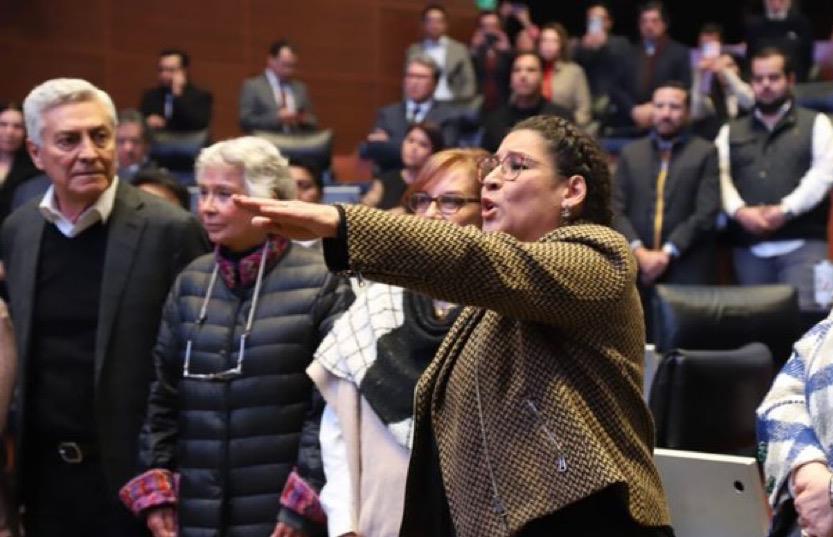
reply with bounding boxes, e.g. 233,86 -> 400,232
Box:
718,48 -> 833,313
1,77 -> 207,536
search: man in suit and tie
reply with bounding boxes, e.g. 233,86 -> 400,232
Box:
406,3 -> 476,104
367,55 -> 461,154
1,78 -> 207,536
613,81 -> 720,330
239,40 -> 318,134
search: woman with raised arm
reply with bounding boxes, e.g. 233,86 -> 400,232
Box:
236,116 -> 672,536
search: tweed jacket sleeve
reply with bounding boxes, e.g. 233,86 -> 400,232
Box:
339,205 -> 633,328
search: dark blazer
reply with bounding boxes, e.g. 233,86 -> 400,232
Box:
374,100 -> 461,148
746,11 -> 814,83
1,181 -> 208,496
630,38 -> 692,105
612,133 -> 720,284
239,74 -> 318,133
0,150 -> 39,226
480,99 -> 573,152
139,84 -> 213,131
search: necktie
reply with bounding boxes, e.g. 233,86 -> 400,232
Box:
164,93 -> 173,120
653,149 -> 672,249
410,103 -> 421,123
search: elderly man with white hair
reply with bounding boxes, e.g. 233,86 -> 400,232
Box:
0,77 -> 207,536
118,136 -> 352,537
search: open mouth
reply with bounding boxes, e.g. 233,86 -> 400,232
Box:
481,199 -> 497,219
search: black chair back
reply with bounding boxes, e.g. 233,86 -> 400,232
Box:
649,342 -> 774,456
653,284 -> 800,367
253,129 -> 333,174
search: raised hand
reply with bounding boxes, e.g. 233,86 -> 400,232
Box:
233,196 -> 341,241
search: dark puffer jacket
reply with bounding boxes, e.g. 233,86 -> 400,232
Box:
143,244 -> 353,537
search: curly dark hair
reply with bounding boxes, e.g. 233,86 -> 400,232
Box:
512,115 -> 612,226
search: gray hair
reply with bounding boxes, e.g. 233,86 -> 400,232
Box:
406,53 -> 441,83
195,137 -> 295,200
23,78 -> 117,147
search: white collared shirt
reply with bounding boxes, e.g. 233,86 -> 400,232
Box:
422,36 -> 452,101
406,99 -> 433,123
264,69 -> 296,113
39,176 -> 119,238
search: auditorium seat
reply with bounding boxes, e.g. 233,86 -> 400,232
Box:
254,129 -> 333,178
649,342 -> 774,456
652,284 -> 800,367
149,128 -> 210,185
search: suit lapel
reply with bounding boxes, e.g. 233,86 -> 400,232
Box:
12,210 -> 45,371
259,75 -> 278,111
94,183 -> 146,384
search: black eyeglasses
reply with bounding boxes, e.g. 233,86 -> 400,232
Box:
407,192 -> 480,215
477,152 -> 536,183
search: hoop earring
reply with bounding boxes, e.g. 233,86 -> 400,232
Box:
560,205 -> 571,222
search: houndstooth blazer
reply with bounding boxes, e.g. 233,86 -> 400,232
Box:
338,205 -> 671,536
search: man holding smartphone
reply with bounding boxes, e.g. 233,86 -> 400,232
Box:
573,3 -> 633,125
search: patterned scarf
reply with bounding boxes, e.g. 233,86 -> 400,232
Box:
314,281 -> 459,448
215,235 -> 289,289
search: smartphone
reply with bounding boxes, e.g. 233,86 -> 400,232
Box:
588,16 -> 603,35
702,41 -> 720,59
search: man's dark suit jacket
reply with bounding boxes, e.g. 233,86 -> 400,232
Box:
1,180 -> 208,496
374,100 -> 461,149
612,133 -> 720,284
139,83 -> 213,131
746,11 -> 814,83
480,99 -> 572,152
629,38 -> 692,106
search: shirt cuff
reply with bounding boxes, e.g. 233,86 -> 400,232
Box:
779,200 -> 797,220
629,240 -> 643,252
662,242 -> 680,258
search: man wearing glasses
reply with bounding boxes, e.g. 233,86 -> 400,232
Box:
366,55 -> 462,156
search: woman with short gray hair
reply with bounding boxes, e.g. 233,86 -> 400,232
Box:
120,137 -> 352,537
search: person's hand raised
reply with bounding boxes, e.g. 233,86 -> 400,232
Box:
233,196 -> 341,241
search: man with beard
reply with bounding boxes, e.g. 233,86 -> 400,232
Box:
612,81 -> 720,333
718,47 -> 833,314
480,52 -> 571,152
